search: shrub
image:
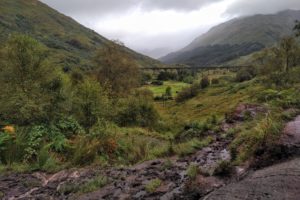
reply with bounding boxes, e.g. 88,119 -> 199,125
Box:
236,69 -> 253,82
117,98 -> 159,127
175,83 -> 199,103
157,71 -> 178,81
213,160 -> 233,177
151,80 -> 164,86
200,76 -> 210,89
211,78 -> 220,85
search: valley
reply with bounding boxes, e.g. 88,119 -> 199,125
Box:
1,0 -> 300,199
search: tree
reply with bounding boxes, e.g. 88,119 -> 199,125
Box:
94,41 -> 140,98
278,37 -> 298,72
0,34 -> 65,125
294,20 -> 300,37
73,78 -> 111,129
165,86 -> 172,98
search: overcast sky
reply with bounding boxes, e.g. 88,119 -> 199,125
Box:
40,0 -> 300,58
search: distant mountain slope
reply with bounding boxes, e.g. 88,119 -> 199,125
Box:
161,10 -> 300,66
0,0 -> 161,70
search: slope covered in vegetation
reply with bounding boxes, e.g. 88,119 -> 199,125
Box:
161,10 -> 300,66
0,0 -> 161,70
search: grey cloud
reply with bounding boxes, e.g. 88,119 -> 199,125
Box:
141,0 -> 223,11
41,0 -> 137,17
41,0 -> 223,17
226,0 -> 300,16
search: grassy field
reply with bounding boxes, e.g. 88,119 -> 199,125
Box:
142,81 -> 190,97
154,79 -> 264,126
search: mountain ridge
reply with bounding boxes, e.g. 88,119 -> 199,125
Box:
160,9 -> 300,66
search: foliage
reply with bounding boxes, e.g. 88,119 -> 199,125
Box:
213,160 -> 233,177
157,71 -> 178,81
0,34 -> 66,125
117,90 -> 159,128
72,78 -> 111,129
94,41 -> 140,97
211,78 -> 220,85
230,115 -> 283,164
200,76 -> 210,89
145,178 -> 162,193
175,83 -> 199,103
79,176 -> 108,194
174,137 -> 214,156
186,164 -> 199,180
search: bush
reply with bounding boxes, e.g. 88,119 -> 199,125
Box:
200,76 -> 210,89
117,92 -> 159,127
151,80 -> 164,86
175,83 -> 199,103
157,71 -> 178,81
213,160 -> 233,177
211,78 -> 220,85
236,69 -> 253,82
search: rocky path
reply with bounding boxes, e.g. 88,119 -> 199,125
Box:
3,105 -> 298,200
204,157 -> 300,200
0,138 -> 231,200
281,115 -> 300,152
204,114 -> 300,200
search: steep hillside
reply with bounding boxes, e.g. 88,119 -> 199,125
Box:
0,0 -> 161,70
161,10 -> 300,66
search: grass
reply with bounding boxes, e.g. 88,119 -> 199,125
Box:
145,178 -> 162,193
174,137 -> 214,156
186,164 -> 199,180
79,176 -> 108,193
142,81 -> 190,97
58,176 -> 108,195
155,79 -> 264,127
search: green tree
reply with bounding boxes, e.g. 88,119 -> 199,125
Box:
73,78 -> 111,129
94,41 -> 140,98
165,86 -> 172,98
278,37 -> 299,72
0,34 -> 65,125
294,20 -> 300,37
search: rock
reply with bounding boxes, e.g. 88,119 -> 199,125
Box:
204,157 -> 300,200
281,115 -> 300,152
226,103 -> 266,123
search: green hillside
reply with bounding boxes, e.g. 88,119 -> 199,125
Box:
161,10 -> 300,66
0,0 -> 161,70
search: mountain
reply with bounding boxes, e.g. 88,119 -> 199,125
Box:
140,47 -> 173,59
0,0 -> 161,70
161,10 -> 300,66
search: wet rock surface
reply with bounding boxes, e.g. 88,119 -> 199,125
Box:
204,157 -> 300,200
0,138 -> 231,200
1,114 -> 300,200
281,115 -> 300,154
204,115 -> 300,200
